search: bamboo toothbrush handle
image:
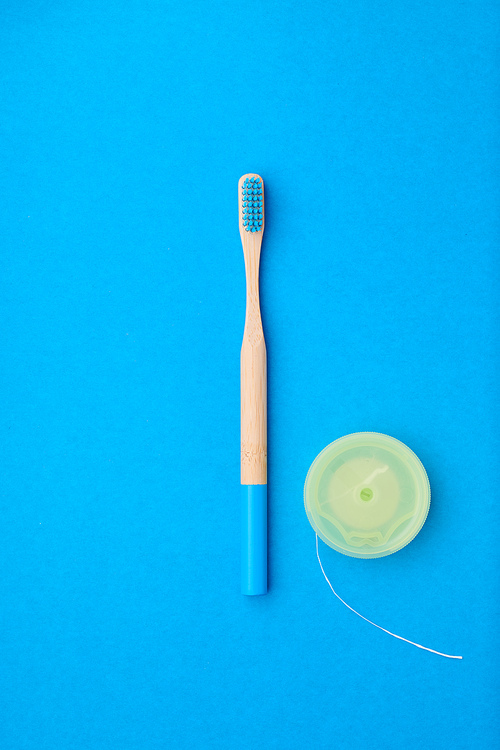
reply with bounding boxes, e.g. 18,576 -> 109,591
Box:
239,174 -> 267,596
240,298 -> 267,484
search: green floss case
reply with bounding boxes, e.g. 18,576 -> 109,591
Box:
304,432 -> 431,559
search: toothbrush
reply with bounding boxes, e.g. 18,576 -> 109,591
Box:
239,174 -> 267,596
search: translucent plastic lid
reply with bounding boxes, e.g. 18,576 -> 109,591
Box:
304,432 -> 430,558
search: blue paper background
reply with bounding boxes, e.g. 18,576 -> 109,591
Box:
1,1 -> 498,748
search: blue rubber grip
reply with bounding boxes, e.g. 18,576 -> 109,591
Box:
241,485 -> 268,595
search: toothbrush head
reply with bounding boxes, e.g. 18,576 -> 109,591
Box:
239,174 -> 264,234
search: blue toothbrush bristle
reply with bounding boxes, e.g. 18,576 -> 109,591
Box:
241,177 -> 263,232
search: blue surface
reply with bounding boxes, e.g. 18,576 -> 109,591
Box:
1,1 -> 498,747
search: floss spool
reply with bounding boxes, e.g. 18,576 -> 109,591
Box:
304,432 -> 462,659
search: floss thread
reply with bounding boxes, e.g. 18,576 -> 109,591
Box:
316,535 -> 462,660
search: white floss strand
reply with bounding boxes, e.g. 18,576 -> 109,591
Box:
315,535 -> 462,660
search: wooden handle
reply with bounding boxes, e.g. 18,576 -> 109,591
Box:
241,324 -> 267,484
240,176 -> 266,484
